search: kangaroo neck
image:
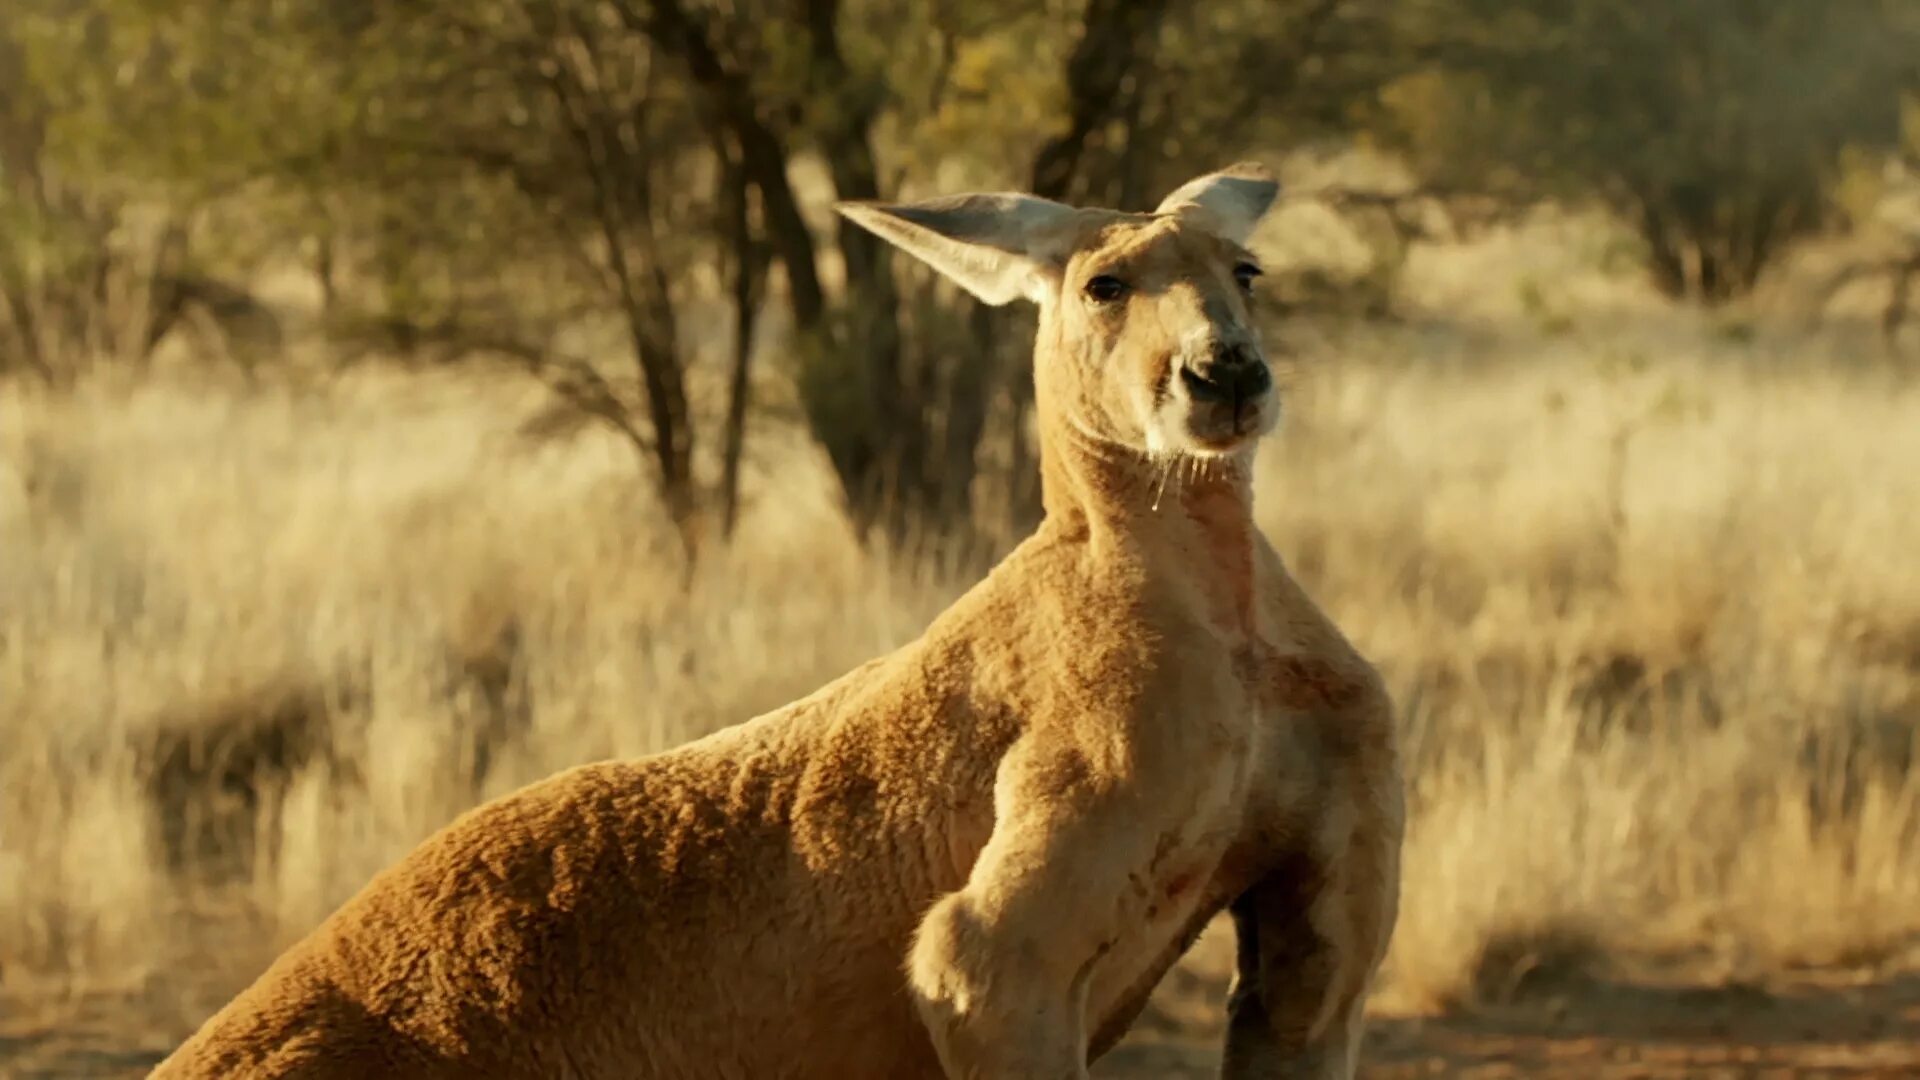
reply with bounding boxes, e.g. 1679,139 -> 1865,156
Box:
1034,410 -> 1262,638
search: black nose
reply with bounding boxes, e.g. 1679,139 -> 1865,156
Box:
1180,351 -> 1271,404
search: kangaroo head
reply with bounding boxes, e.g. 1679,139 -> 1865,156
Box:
837,163 -> 1281,462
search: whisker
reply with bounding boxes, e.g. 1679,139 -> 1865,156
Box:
1149,454 -> 1175,512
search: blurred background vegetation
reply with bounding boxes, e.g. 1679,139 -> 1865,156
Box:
5,3 -> 1920,1074
5,0 -> 1915,553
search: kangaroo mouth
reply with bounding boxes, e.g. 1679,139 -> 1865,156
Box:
1172,392 -> 1275,456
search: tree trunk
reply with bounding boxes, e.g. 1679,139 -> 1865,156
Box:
626,0 -> 935,545
800,0 -> 920,544
542,30 -> 698,554
1000,0 -> 1174,534
1886,257 -> 1917,347
1029,0 -> 1172,203
0,25 -> 56,380
626,0 -> 1171,549
717,131 -> 767,540
619,0 -> 825,328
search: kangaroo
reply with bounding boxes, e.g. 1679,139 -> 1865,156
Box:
153,163 -> 1402,1080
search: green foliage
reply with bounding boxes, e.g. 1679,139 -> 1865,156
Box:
1385,0 -> 1920,302
7,0 -> 1915,536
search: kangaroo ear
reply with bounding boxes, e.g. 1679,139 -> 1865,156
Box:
1153,162 -> 1280,244
835,193 -> 1081,305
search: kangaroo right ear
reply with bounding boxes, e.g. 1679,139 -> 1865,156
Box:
836,194 -> 1081,306
1153,162 -> 1279,244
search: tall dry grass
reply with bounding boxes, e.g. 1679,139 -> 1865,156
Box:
1276,321 -> 1920,1008
2,307 -> 1917,1038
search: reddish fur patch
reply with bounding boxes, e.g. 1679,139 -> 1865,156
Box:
1182,483 -> 1257,634
1162,868 -> 1199,905
1268,654 -> 1368,713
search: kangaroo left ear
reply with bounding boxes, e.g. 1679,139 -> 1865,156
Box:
1153,162 -> 1280,244
835,193 -> 1081,306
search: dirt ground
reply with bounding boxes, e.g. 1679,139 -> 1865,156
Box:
1096,922 -> 1920,1079
7,919 -> 1920,1079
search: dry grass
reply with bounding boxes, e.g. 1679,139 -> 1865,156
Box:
3,299 -> 1918,1038
0,365 -> 953,981
1277,319 -> 1920,1007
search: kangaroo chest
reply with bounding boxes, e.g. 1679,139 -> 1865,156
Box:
1080,631 -> 1372,1054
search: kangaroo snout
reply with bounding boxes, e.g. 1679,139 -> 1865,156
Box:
1178,343 -> 1271,406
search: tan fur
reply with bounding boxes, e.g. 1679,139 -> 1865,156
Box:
152,164 -> 1403,1080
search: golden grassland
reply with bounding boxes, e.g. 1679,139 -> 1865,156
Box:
2,235 -> 1919,1059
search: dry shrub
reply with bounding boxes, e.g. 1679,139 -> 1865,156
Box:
1266,326 -> 1920,1010
0,367 -> 956,979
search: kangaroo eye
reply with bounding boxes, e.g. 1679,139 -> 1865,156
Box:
1084,275 -> 1128,303
1233,262 -> 1263,292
